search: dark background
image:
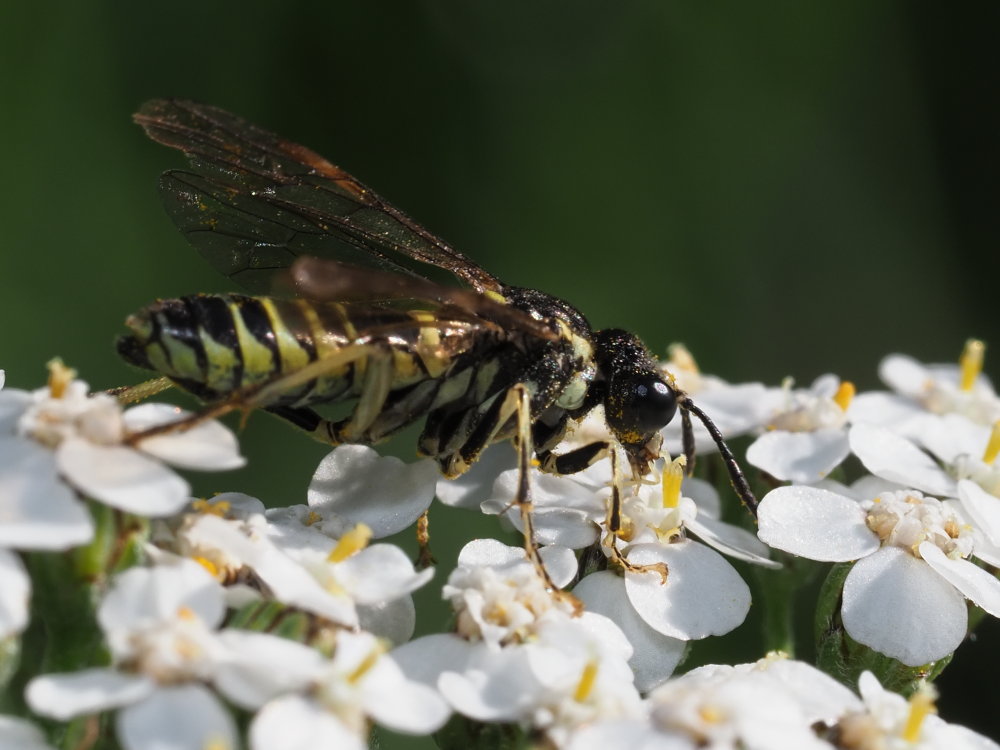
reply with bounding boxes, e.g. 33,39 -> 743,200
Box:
2,1 -> 997,743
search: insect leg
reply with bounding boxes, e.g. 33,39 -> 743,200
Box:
330,347 -> 394,443
536,441 -> 610,475
106,376 -> 174,405
507,384 -> 575,601
126,344 -> 376,445
601,448 -> 668,584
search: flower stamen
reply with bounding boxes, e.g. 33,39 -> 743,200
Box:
328,523 -> 373,563
572,658 -> 599,702
661,456 -> 686,509
983,421 -> 1000,465
959,339 -> 985,392
46,358 -> 76,399
346,641 -> 387,684
833,380 -> 856,411
902,682 -> 938,743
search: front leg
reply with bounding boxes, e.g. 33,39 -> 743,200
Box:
536,440 -> 610,475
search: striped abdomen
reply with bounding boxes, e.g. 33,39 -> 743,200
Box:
117,294 -> 485,409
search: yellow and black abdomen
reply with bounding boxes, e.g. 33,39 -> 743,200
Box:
117,294 -> 473,409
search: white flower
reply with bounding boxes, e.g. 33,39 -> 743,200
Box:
847,422 -> 1000,566
481,454 -> 770,690
834,671 -> 1000,750
575,459 -> 771,687
26,560 -> 240,750
658,344 -> 769,455
171,504 -> 431,641
394,539 -> 643,744
249,630 -> 450,750
0,548 -> 30,639
0,715 -> 55,750
745,374 -> 854,483
757,483 -> 1000,665
647,655 -> 858,750
307,445 -> 439,537
0,362 -> 244,549
850,342 -> 1000,436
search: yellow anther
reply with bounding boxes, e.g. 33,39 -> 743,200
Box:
662,455 -> 687,509
573,658 -> 599,702
699,704 -> 724,724
347,641 -> 388,684
176,605 -> 197,621
193,556 -> 220,579
305,510 -> 323,526
959,339 -> 985,392
902,682 -> 938,743
328,523 -> 373,563
202,737 -> 232,750
46,358 -> 76,399
191,499 -> 231,517
983,421 -> 1000,464
833,381 -> 856,411
667,343 -> 699,374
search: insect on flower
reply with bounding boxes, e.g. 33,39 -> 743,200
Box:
117,99 -> 756,586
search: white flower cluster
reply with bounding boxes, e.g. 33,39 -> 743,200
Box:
2,341 -> 1000,749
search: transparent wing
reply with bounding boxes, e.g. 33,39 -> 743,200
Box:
135,99 -> 503,294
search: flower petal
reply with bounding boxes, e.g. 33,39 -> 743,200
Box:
0,715 -> 52,750
336,544 -> 434,604
215,630 -> 325,709
624,540 -> 750,640
308,445 -> 438,537
757,486 -> 878,561
958,479 -> 1000,547
435,443 -> 517,509
358,595 -> 416,646
0,438 -> 93,549
849,423 -> 956,498
251,694 -> 363,750
919,542 -> 1000,617
26,669 -> 154,720
842,546 -> 966,666
363,658 -> 451,734
117,685 -> 238,750
0,548 -> 30,638
574,570 -> 686,692
437,648 -> 540,722
687,515 -> 780,568
57,438 -> 189,516
456,538 -> 578,589
746,428 -> 850,483
125,403 -> 245,471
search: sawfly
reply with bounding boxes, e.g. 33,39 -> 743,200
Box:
118,99 -> 755,585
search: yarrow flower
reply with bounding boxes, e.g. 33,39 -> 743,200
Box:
658,344 -> 768,455
245,629 -> 451,750
394,540 -> 644,746
152,491 -> 433,642
851,340 -> 1000,438
564,656 -> 999,750
0,361 -> 244,547
26,560 -> 243,750
745,373 -> 855,483
757,481 -> 1000,665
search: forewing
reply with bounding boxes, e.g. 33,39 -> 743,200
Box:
134,99 -> 502,294
291,257 -> 558,343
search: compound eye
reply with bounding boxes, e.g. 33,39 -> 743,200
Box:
607,373 -> 678,440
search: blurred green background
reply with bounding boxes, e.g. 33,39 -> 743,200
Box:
2,0 -> 998,742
